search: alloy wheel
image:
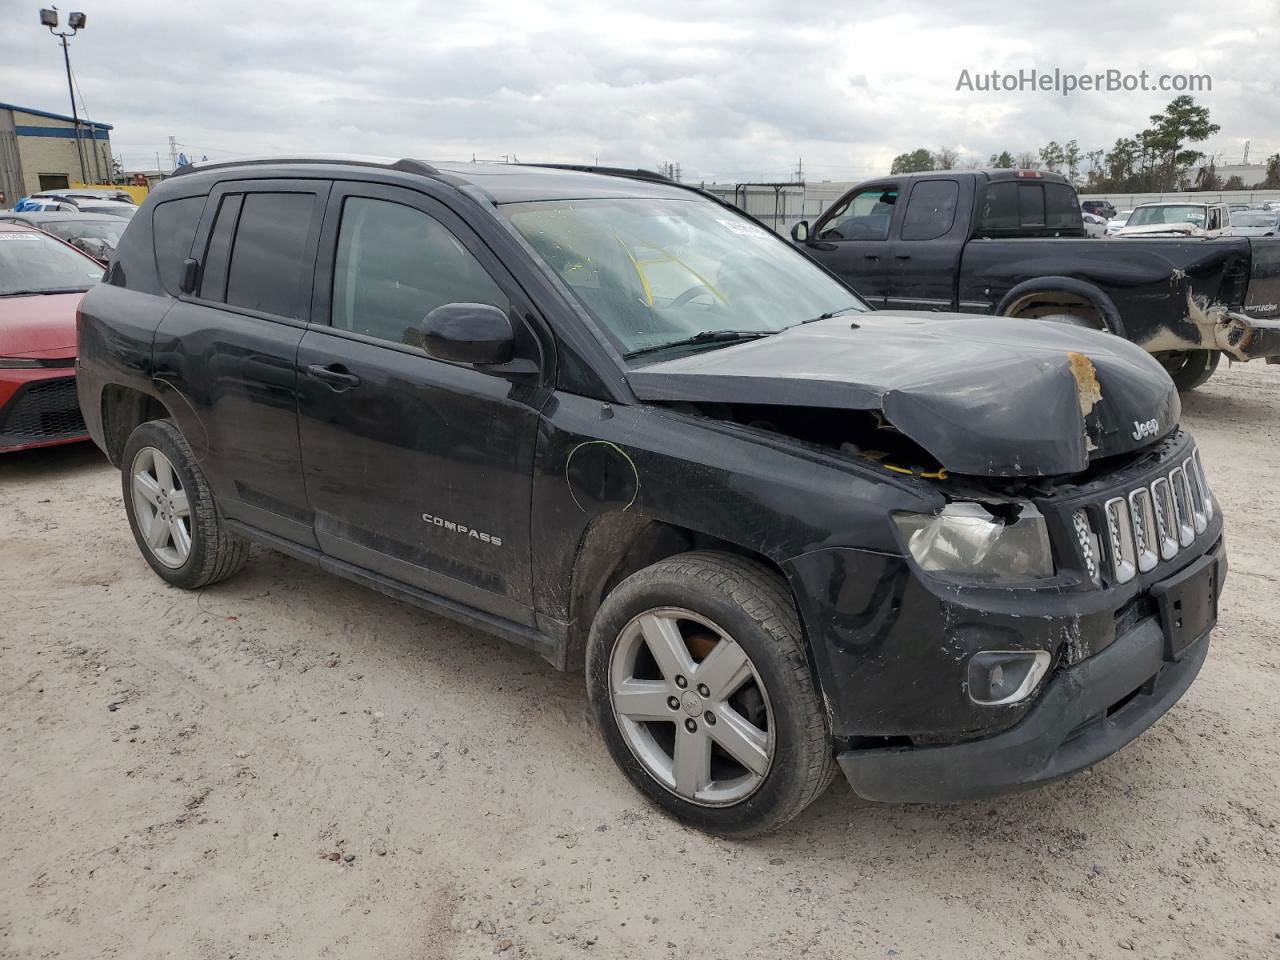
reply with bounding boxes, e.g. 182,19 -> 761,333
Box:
608,607 -> 774,807
130,446 -> 192,569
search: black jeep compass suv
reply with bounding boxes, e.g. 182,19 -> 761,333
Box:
76,157 -> 1225,836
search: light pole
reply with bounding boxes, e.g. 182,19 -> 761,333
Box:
39,8 -> 89,184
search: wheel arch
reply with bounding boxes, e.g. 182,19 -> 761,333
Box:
996,276 -> 1126,338
562,513 -> 808,676
100,384 -> 172,466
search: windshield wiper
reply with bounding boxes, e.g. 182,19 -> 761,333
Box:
624,329 -> 776,360
0,287 -> 89,298
801,304 -> 863,324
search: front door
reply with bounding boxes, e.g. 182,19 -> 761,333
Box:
800,183 -> 899,305
296,182 -> 548,625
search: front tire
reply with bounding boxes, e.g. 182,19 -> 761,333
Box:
586,551 -> 834,837
1156,350 -> 1220,391
120,419 -> 249,590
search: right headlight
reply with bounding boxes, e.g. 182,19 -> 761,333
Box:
893,501 -> 1055,584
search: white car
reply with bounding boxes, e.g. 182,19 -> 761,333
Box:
1113,202 -> 1230,239
1227,211 -> 1280,237
1105,209 -> 1133,236
1082,212 -> 1108,238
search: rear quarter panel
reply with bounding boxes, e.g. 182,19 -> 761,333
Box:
958,236 -> 1252,349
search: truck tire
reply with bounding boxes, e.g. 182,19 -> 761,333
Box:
586,551 -> 834,837
120,419 -> 250,590
1156,350 -> 1221,392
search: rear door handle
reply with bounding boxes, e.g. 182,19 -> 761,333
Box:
863,254 -> 880,261
306,363 -> 361,391
894,254 -> 912,260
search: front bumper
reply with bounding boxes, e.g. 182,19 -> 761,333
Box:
0,369 -> 89,452
838,595 -> 1212,804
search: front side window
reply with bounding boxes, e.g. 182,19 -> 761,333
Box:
0,230 -> 103,296
901,180 -> 959,241
501,197 -> 867,359
332,197 -> 509,346
818,187 -> 897,240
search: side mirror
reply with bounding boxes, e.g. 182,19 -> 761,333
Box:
421,302 -> 514,366
790,220 -> 810,243
179,257 -> 199,294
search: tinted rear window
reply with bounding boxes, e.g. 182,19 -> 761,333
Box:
1045,183 -> 1081,229
224,193 -> 315,319
980,181 -> 1081,234
153,196 -> 206,296
901,180 -> 959,241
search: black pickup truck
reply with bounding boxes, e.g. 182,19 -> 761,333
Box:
791,170 -> 1280,390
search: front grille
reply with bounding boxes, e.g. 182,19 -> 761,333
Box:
1071,446 -> 1214,585
0,376 -> 87,443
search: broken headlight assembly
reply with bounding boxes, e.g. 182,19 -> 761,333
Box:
893,501 -> 1055,584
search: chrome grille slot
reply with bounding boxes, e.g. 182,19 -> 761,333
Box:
1169,466 -> 1195,547
1182,457 -> 1207,534
1127,488 -> 1159,573
1150,477 -> 1179,562
1104,497 -> 1137,584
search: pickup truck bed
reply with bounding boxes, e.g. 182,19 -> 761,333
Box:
793,170 -> 1280,384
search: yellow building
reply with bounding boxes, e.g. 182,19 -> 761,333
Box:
0,101 -> 114,206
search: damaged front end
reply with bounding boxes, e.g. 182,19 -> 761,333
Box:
629,317 -> 1224,801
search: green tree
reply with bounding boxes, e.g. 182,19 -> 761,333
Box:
1062,139 -> 1082,184
1039,140 -> 1065,172
1141,96 -> 1220,190
890,148 -> 935,174
1223,175 -> 1245,191
988,151 -> 1016,168
1263,154 -> 1280,189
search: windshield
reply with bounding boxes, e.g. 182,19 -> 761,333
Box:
41,220 -> 126,246
1233,213 -> 1274,227
500,197 -> 866,358
0,231 -> 104,295
1127,205 -> 1206,227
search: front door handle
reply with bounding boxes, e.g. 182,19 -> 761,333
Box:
306,363 -> 361,391
863,254 -> 880,261
894,254 -> 912,260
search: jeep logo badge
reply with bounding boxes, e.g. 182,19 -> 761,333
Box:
1132,418 -> 1160,441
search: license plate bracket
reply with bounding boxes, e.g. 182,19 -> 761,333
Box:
1150,553 -> 1219,660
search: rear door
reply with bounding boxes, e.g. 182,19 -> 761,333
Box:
153,179 -> 329,546
295,181 -> 548,624
884,177 -> 967,311
800,182 -> 900,304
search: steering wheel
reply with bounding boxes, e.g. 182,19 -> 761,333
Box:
670,284 -> 715,308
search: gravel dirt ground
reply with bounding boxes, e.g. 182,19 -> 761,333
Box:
2,362 -> 1278,960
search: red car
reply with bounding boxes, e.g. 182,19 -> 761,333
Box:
1,222 -> 104,452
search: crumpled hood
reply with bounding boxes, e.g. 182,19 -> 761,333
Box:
628,312 -> 1181,477
1114,222 -> 1203,238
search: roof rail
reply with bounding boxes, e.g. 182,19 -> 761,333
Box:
171,155 -> 440,178
526,163 -> 674,185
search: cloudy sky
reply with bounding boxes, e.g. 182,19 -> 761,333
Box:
2,0 -> 1277,182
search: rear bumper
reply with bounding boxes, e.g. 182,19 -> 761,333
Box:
1213,311 -> 1280,361
837,579 -> 1215,804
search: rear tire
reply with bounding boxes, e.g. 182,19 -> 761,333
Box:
120,419 -> 249,590
1156,350 -> 1220,392
586,551 -> 834,838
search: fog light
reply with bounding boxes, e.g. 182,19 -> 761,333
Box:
967,650 -> 1051,705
